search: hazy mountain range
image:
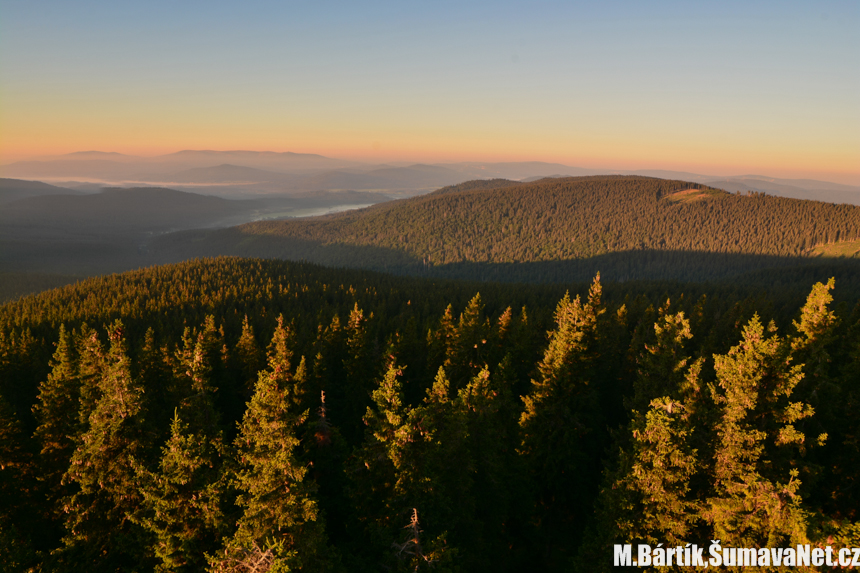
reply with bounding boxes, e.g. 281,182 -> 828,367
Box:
3,150 -> 858,204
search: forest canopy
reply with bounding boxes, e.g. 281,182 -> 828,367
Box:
151,176 -> 860,284
1,257 -> 859,571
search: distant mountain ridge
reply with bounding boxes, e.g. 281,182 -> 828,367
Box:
0,178 -> 83,204
2,151 -> 857,203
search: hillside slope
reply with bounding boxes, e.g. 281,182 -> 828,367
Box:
0,178 -> 83,205
151,176 -> 860,282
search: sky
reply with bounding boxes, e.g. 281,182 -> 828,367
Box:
1,0 -> 858,184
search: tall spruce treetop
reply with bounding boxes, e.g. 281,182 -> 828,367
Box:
60,320 -> 151,571
75,323 -> 105,429
135,410 -> 228,573
218,315 -> 333,572
520,274 -> 604,452
33,325 -> 81,496
234,315 -> 263,398
705,315 -> 813,548
628,301 -> 694,413
518,275 -> 605,569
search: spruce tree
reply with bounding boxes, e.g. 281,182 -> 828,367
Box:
0,393 -> 39,571
135,412 -> 229,573
349,359 -> 406,556
232,315 -> 263,399
135,320 -> 229,572
444,293 -> 490,391
704,315 -> 813,549
58,320 -> 152,571
518,276 -> 605,566
214,316 -> 335,572
33,325 -> 81,505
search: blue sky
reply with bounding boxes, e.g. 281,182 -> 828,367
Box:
2,0 -> 858,182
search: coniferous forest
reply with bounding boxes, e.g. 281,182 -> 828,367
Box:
1,255 -> 860,572
150,176 -> 860,285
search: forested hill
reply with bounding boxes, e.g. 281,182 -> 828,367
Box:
1,257 -> 860,571
150,176 -> 860,283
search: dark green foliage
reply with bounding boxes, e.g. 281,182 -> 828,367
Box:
519,276 -> 606,567
0,393 -> 40,568
704,315 -> 813,548
0,257 -> 859,571
150,176 -> 860,285
134,412 -> 229,573
218,316 -> 336,572
57,320 -> 153,571
33,325 -> 81,504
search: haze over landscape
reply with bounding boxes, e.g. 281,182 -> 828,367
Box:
2,1 -> 860,572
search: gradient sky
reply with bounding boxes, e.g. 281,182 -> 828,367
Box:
1,0 -> 858,183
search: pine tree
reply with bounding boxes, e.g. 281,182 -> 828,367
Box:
340,304 -> 375,444
232,315 -> 263,399
396,367 -> 472,552
134,411 -> 229,573
75,323 -> 105,429
33,325 -> 81,504
577,309 -> 703,572
627,300 -> 695,413
519,275 -> 605,567
704,315 -> 812,549
347,357 -> 410,565
58,320 -> 152,571
458,364 -> 521,569
617,397 -> 700,546
215,316 -> 335,572
444,293 -> 490,391
135,317 -> 230,572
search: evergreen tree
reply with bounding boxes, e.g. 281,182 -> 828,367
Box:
616,397 -> 700,547
75,323 -> 105,429
58,320 -> 152,571
33,325 -> 81,504
134,412 -> 229,573
519,276 -> 605,566
704,315 -> 813,549
215,316 -> 335,572
340,303 -> 376,444
232,315 -> 263,400
458,365 -> 521,570
627,300 -> 695,413
135,318 -> 230,572
444,293 -> 491,391
348,359 -> 407,560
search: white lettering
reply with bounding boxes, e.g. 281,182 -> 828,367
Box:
757,548 -> 770,566
784,547 -> 796,567
653,546 -> 666,567
852,548 -> 860,567
796,544 -> 810,567
614,545 -> 632,567
638,544 -> 652,567
692,545 -> 705,567
709,540 -> 722,567
666,547 -> 676,567
738,548 -> 756,566
770,548 -> 784,566
839,548 -> 852,567
812,547 -> 825,566
723,547 -> 736,566
825,546 -> 834,566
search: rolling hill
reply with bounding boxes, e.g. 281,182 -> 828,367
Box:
150,175 -> 860,284
0,178 -> 85,204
